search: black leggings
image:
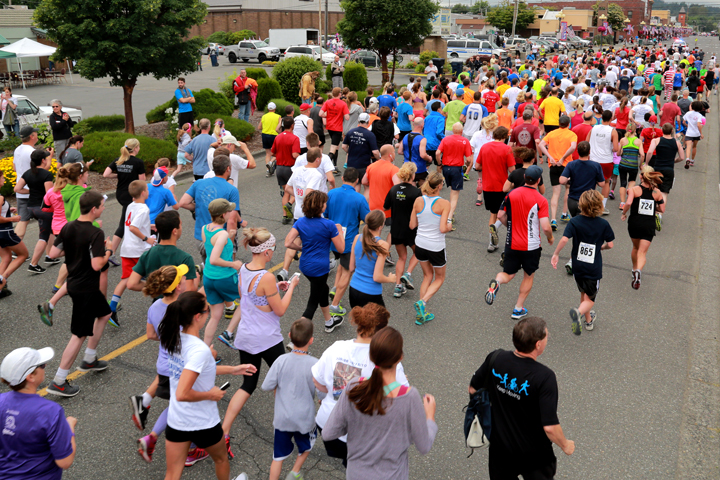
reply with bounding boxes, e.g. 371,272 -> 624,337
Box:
317,425 -> 348,467
303,273 -> 329,319
617,165 -> 638,189
115,203 -> 128,238
238,342 -> 285,395
349,287 -> 385,309
28,206 -> 52,242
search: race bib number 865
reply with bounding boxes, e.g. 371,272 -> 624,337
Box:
577,242 -> 596,264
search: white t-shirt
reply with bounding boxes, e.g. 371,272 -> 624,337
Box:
559,78 -> 573,92
632,103 -> 654,124
684,110 -> 704,138
287,167 -> 325,219
293,153 -> 333,192
311,339 -> 408,436
13,144 -> 34,200
503,86 -> 522,110
121,202 -> 152,258
605,70 -> 618,85
167,333 -> 220,431
562,94 -> 577,113
294,114 -> 311,148
206,148 -> 250,186
462,104 -> 486,137
470,129 -> 494,162
447,82 -> 459,92
600,93 -> 616,112
163,176 -> 177,212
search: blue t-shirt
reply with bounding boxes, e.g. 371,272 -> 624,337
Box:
349,234 -> 382,295
402,133 -> 427,174
396,102 -> 414,131
508,73 -> 520,82
326,184 -> 370,254
673,73 -> 683,87
377,94 -> 397,112
0,391 -> 74,480
185,176 -> 240,240
562,215 -> 615,280
146,185 -> 177,223
185,133 -> 215,176
632,76 -> 645,90
175,88 -> 193,113
561,159 -> 605,201
342,127 -> 378,169
426,99 -> 445,113
294,216 -> 339,277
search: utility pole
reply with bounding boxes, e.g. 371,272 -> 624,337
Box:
511,0 -> 519,38
319,0 -> 322,44
325,0 -> 329,48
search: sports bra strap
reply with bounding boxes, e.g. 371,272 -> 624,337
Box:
383,381 -> 402,396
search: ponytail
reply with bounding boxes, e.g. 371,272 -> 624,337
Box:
158,291 -> 206,354
118,138 -> 140,165
61,135 -> 83,161
361,210 -> 388,259
619,96 -> 628,111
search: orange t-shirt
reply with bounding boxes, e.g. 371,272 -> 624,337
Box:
543,128 -> 578,166
462,90 -> 475,105
496,107 -> 513,129
365,160 -> 399,216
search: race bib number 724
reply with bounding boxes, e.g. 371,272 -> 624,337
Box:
577,242 -> 596,264
638,198 -> 654,216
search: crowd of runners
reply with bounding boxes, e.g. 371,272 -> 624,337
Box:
0,36 -> 715,480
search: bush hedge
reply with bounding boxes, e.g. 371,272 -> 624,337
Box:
81,133 -> 177,173
193,113 -> 255,142
272,56 -> 324,104
265,98 -> 300,117
73,115 -> 125,136
245,68 -> 268,81
343,62 -> 368,92
405,60 -> 418,69
256,78 -> 283,111
207,31 -> 232,46
419,51 -> 439,66
227,30 -> 257,45
146,88 -> 234,124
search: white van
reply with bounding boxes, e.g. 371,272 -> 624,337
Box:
447,39 -> 504,60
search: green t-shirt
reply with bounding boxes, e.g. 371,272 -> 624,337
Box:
458,71 -> 470,81
443,100 -> 466,129
133,244 -> 197,280
653,73 -> 663,90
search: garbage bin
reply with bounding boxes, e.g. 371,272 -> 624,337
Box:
432,58 -> 445,73
450,60 -> 463,77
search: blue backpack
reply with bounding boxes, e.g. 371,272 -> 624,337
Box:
463,349 -> 501,457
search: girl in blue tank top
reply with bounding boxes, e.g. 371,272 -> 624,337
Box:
349,210 -> 397,309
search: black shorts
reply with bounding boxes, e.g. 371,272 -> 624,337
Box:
442,165 -> 464,191
332,250 -> 351,270
427,150 -> 440,166
178,111 -> 194,129
0,229 -> 22,249
166,422 -> 224,449
391,233 -> 416,247
503,248 -> 542,276
68,289 -> 112,338
276,165 -> 293,187
484,191 -> 506,214
315,130 -> 326,146
328,129 -> 342,146
262,133 -> 277,150
567,197 -> 579,217
617,165 -> 638,188
415,245 -> 446,268
398,131 -> 411,142
156,374 -> 170,401
29,207 -> 52,242
686,136 -> 701,142
549,166 -> 565,187
656,168 -> 674,193
384,217 -> 392,227
349,286 -> 385,309
355,167 -> 367,184
415,171 -> 429,182
489,446 -> 556,480
544,125 -> 559,134
300,147 -> 308,155
575,276 -> 600,301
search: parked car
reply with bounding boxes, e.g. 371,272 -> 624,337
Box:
203,43 -> 226,55
0,94 -> 83,136
347,50 -> 403,68
282,45 -> 335,65
225,40 -> 281,63
447,39 -> 505,60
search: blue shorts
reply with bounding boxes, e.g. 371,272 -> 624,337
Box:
262,133 -> 277,150
0,229 -> 22,249
612,164 -> 619,176
442,165 -> 464,191
203,274 -> 239,305
273,428 -> 317,461
177,151 -> 189,165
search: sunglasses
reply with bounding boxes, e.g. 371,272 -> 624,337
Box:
267,245 -> 276,252
52,106 -> 61,108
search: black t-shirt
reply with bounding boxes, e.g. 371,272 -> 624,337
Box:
705,70 -> 715,85
470,350 -> 559,466
686,76 -> 701,93
54,220 -> 106,293
21,168 -> 53,207
383,183 -> 422,240
562,215 -> 614,279
507,167 -> 544,190
109,156 -> 145,205
370,120 -> 395,148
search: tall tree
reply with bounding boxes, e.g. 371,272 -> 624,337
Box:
470,1 -> 491,16
451,4 -> 470,14
337,0 -> 437,84
34,0 -> 207,133
486,1 -> 536,34
592,2 -> 625,33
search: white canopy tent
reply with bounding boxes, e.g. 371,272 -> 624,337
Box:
0,37 -> 74,89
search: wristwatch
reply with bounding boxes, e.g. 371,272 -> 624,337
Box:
105,248 -> 114,256
142,236 -> 148,242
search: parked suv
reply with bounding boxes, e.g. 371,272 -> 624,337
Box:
225,40 -> 281,64
282,45 -> 335,65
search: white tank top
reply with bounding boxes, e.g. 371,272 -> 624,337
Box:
294,115 -> 310,148
233,265 -> 283,355
415,195 -> 446,252
588,124 -> 614,164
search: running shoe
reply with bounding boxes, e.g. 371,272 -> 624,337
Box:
475,199 -> 483,206
108,255 -> 120,267
0,288 -> 12,299
463,173 -> 470,181
565,260 -> 572,275
485,280 -> 499,305
333,168 -> 341,176
489,224 -> 499,246
38,302 -> 53,326
393,284 -> 406,298
51,285 -> 60,294
267,159 -> 277,176
329,305 -> 346,316
195,263 -> 204,280
560,213 -> 570,223
276,269 -> 289,282
385,252 -> 395,266
684,159 -> 691,169
401,272 -> 414,289
46,380 -> 80,397
608,190 -> 615,200
329,286 -> 336,300
44,256 -> 61,265
285,471 -> 304,480
286,341 -> 295,352
28,264 -> 47,274
226,435 -> 234,460
413,300 -> 427,320
415,312 -> 435,326
511,308 -> 528,320
224,303 -> 237,319
325,316 -> 344,333
570,308 -> 582,336
619,202 -> 625,210
281,216 -> 292,225
130,395 -> 150,430
138,435 -> 157,463
185,448 -> 210,467
218,331 -> 235,348
329,258 -> 338,271
655,213 -> 662,231
499,252 -> 505,267
78,358 -> 109,372
233,474 -> 249,480
551,220 -> 557,231
343,162 -> 348,169
215,355 -> 223,365
487,242 -> 498,253
108,311 -> 120,328
602,209 -> 610,216
631,270 -> 641,290
283,203 -> 294,219
584,310 -> 595,331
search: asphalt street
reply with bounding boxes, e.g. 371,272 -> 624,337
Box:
1,36 -> 718,480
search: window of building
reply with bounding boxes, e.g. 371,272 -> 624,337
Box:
627,10 -> 633,19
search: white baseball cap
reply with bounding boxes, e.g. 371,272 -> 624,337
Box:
267,102 -> 277,110
369,97 -> 379,104
1,347 -> 54,386
220,134 -> 241,147
358,112 -> 371,123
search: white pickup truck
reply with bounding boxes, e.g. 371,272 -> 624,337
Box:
0,94 -> 83,135
225,40 -> 281,64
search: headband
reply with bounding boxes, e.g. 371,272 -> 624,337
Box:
249,234 -> 276,254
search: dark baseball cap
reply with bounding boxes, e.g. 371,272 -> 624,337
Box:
19,126 -> 39,137
525,165 -> 543,181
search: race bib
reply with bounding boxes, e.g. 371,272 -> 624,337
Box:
638,198 -> 654,216
341,226 -> 347,238
577,242 -> 596,264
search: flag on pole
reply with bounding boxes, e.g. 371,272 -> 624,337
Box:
560,21 -> 568,40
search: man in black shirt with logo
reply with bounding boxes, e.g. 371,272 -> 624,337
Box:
469,317 -> 575,479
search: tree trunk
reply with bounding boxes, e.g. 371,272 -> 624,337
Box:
380,54 -> 389,85
390,48 -> 397,85
123,80 -> 136,134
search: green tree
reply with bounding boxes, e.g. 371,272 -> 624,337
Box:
35,0 -> 207,134
451,4 -> 470,14
592,2 -> 625,33
486,1 -> 536,34
470,1 -> 491,16
337,0 -> 438,84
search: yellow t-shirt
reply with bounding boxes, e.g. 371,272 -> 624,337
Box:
541,96 -> 566,127
497,84 -> 511,98
261,112 -> 281,135
544,127 -> 577,165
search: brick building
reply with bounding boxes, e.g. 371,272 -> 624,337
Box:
527,0 -> 653,28
189,0 -> 345,41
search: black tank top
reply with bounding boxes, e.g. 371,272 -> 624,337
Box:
629,185 -> 657,231
652,137 -> 678,171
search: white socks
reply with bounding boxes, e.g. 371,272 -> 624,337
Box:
142,392 -> 153,408
54,368 -> 69,385
83,348 -> 97,363
494,220 -> 502,229
602,198 -> 608,208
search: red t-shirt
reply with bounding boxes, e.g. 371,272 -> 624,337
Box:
640,127 -> 663,152
477,141 -> 515,192
503,186 -> 549,251
321,98 -> 350,132
614,107 -> 630,130
571,123 -> 594,160
483,91 -> 501,113
511,117 -> 540,129
510,123 -> 540,156
271,131 -> 301,166
659,102 -> 681,127
438,134 -> 472,167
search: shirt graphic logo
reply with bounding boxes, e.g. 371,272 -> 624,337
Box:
3,415 -> 16,436
492,368 -> 530,399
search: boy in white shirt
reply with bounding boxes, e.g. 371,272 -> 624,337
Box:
292,132 -> 335,192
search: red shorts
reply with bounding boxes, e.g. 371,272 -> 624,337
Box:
600,163 -> 614,180
121,257 -> 139,279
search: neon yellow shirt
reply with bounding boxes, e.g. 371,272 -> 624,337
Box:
261,112 -> 281,135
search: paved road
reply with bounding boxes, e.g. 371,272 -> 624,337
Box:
2,36 -> 719,480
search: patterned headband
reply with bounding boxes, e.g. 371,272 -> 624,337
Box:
249,234 -> 276,254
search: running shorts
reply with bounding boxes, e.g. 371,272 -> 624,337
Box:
575,276 -> 600,302
166,422 -> 224,449
204,275 -> 239,305
483,191 -> 506,214
656,168 -> 674,194
332,250 -> 351,270
685,136 -> 701,142
600,163 -> 613,180
414,245 -> 446,268
0,230 -> 22,249
276,165 -> 293,187
121,257 -> 140,280
17,198 -> 31,222
262,133 -> 277,150
69,289 -> 112,338
442,165 -> 464,191
328,130 -> 342,146
503,248 -> 542,276
156,374 -> 171,400
549,166 -> 565,186
273,428 -> 317,461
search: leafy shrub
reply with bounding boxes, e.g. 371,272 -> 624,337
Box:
256,78 -> 283,111
316,79 -> 333,94
265,98 -> 299,117
0,156 -> 60,197
405,60 -> 418,69
227,30 -> 257,45
193,114 -> 255,142
415,64 -> 425,73
0,135 -> 22,157
272,56 -> 324,104
81,133 -> 177,173
207,31 -> 232,46
73,115 -> 125,136
343,62 -> 368,92
419,51 -> 439,66
146,88 -> 234,124
325,63 -> 333,82
245,68 -> 268,81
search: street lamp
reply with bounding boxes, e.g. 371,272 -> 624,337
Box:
557,12 -> 565,37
